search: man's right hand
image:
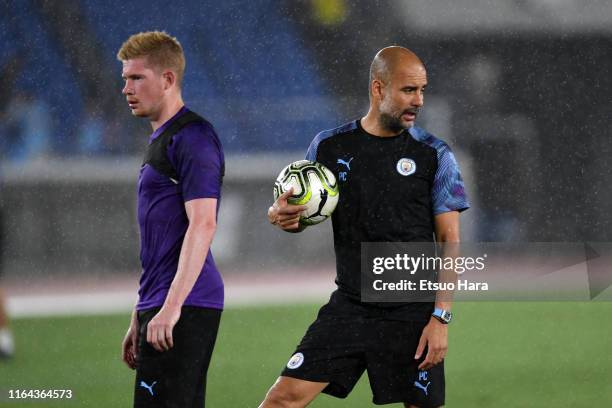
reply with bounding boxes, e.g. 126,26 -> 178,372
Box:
122,314 -> 139,369
268,188 -> 307,231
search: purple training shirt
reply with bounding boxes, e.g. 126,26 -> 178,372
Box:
136,107 -> 224,311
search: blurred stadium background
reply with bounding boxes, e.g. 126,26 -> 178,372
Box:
0,0 -> 611,406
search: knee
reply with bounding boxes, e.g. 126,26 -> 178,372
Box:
261,385 -> 305,408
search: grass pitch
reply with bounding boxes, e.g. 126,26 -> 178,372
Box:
1,302 -> 611,407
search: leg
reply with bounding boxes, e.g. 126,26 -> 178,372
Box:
261,293 -> 368,407
189,308 -> 219,408
259,376 -> 328,408
367,320 -> 445,407
0,209 -> 7,329
0,287 -> 14,358
0,287 -> 9,328
133,307 -> 221,408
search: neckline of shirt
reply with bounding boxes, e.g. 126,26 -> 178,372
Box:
356,119 -> 410,141
149,106 -> 189,143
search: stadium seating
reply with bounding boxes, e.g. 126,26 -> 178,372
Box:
1,0 -> 82,156
1,0 -> 338,155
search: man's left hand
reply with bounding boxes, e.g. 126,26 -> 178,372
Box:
146,306 -> 181,352
414,317 -> 448,370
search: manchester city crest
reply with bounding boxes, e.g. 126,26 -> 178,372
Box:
396,158 -> 416,176
286,352 -> 305,369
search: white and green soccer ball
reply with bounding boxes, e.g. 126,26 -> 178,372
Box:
273,160 -> 339,226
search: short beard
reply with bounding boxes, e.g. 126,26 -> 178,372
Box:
378,112 -> 405,134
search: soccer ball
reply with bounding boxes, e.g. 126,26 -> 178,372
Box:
273,160 -> 339,226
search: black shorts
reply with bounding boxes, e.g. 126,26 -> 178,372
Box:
281,292 -> 444,406
134,306 -> 221,408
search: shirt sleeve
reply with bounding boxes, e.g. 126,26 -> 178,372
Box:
170,123 -> 224,202
432,143 -> 470,215
305,135 -> 319,161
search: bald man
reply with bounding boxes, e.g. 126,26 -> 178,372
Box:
262,47 -> 469,407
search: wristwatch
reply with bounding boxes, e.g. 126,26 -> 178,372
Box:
432,308 -> 452,324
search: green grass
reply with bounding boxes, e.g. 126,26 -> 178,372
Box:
1,302 -> 611,407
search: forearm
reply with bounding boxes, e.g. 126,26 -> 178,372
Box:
434,215 -> 460,312
434,257 -> 456,311
163,222 -> 216,309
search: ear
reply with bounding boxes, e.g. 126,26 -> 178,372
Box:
162,70 -> 176,90
371,79 -> 385,101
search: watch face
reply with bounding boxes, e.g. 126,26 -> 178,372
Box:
433,309 -> 452,323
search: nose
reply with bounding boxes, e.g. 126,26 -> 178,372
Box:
122,81 -> 133,95
412,91 -> 424,107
